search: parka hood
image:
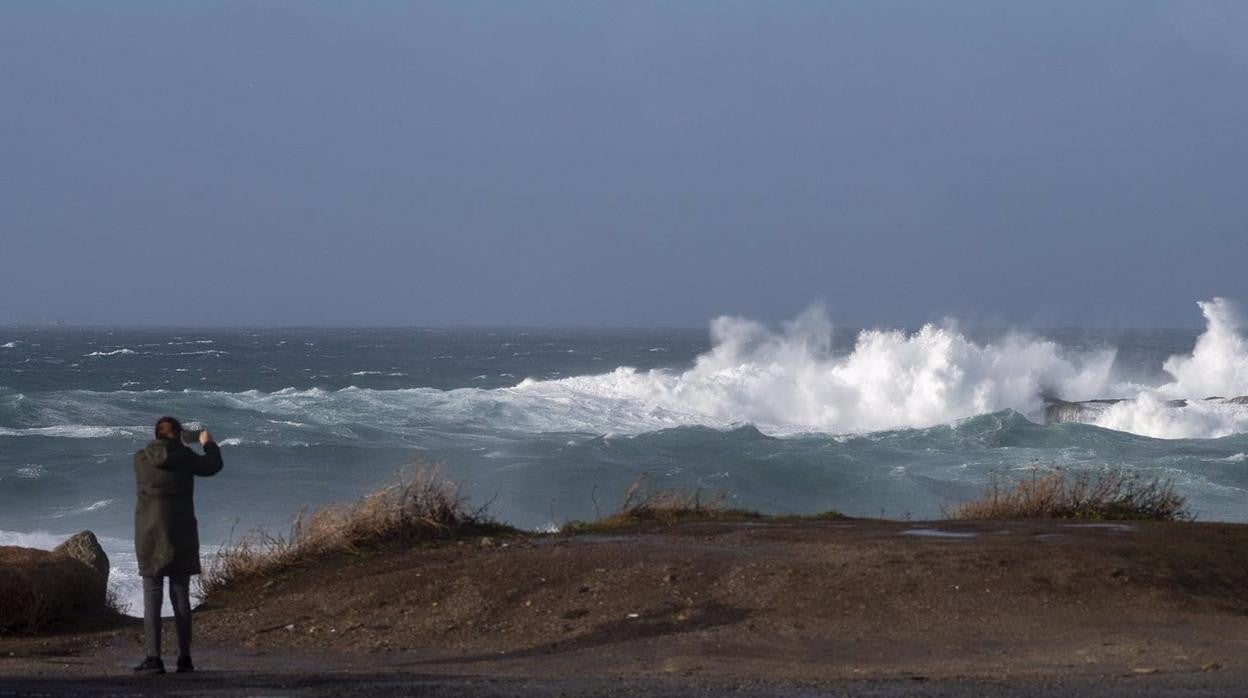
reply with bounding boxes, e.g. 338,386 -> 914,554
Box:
139,438 -> 181,469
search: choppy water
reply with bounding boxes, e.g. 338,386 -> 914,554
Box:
3,299 -> 1248,612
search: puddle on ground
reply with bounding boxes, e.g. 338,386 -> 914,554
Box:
901,528 -> 979,539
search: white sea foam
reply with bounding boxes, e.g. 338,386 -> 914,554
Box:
0,425 -> 140,438
1,341 -> 18,349
1091,393 -> 1248,440
47,499 -> 115,518
487,300 -> 1248,439
6,299 -> 1248,444
84,348 -> 137,357
512,307 -> 1116,434
0,529 -> 67,549
1157,299 -> 1248,398
1087,299 -> 1248,439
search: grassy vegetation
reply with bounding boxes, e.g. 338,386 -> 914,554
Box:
203,465 -> 1188,598
562,474 -> 845,533
200,467 -> 513,597
203,469 -> 843,597
947,467 -> 1192,522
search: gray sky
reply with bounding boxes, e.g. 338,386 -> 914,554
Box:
2,2 -> 1246,327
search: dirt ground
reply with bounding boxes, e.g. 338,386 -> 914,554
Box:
3,519 -> 1247,696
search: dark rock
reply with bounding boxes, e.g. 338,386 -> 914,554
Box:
53,531 -> 110,597
0,538 -> 111,632
1042,399 -> 1122,425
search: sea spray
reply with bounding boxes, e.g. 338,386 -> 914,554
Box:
5,300 -> 1248,440
515,307 -> 1118,434
1086,299 -> 1248,438
1157,298 -> 1248,398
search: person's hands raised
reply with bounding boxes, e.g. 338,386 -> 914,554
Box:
199,430 -> 213,446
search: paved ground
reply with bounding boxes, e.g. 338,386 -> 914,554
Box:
4,671 -> 1247,697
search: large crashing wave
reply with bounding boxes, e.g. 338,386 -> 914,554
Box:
4,299 -> 1247,441
1092,298 -> 1248,438
1157,298 -> 1248,398
515,307 -> 1116,434
512,299 -> 1248,439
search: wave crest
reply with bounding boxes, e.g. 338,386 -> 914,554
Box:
1158,298 -> 1248,399
1083,298 -> 1248,438
5,299 -> 1248,441
516,307 -> 1116,434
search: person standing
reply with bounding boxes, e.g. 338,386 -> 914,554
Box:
132,416 -> 223,675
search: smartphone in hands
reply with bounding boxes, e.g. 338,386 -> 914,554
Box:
180,422 -> 205,445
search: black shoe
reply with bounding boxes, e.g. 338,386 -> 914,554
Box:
133,657 -> 166,675
176,656 -> 194,673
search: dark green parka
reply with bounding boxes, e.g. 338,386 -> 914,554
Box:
133,438 -> 223,577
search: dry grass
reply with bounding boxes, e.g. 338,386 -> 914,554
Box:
948,467 -> 1192,522
201,467 -> 509,597
563,474 -> 844,533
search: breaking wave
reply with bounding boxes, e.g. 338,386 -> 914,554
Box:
514,307 -> 1118,435
84,348 -> 137,357
0,425 -> 142,439
1090,394 -> 1248,440
3,299 -> 1247,441
1087,299 -> 1248,438
1156,298 -> 1248,398
501,299 -> 1248,440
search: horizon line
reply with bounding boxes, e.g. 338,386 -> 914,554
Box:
0,321 -> 1211,332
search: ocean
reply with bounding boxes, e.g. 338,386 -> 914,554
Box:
3,299 -> 1248,613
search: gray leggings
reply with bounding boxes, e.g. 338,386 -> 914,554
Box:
142,575 -> 192,658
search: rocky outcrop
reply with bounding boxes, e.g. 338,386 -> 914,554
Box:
52,531 -> 110,606
0,531 -> 112,633
1044,396 -> 1248,425
1043,399 -> 1122,425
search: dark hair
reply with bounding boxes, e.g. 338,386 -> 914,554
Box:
155,416 -> 183,439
